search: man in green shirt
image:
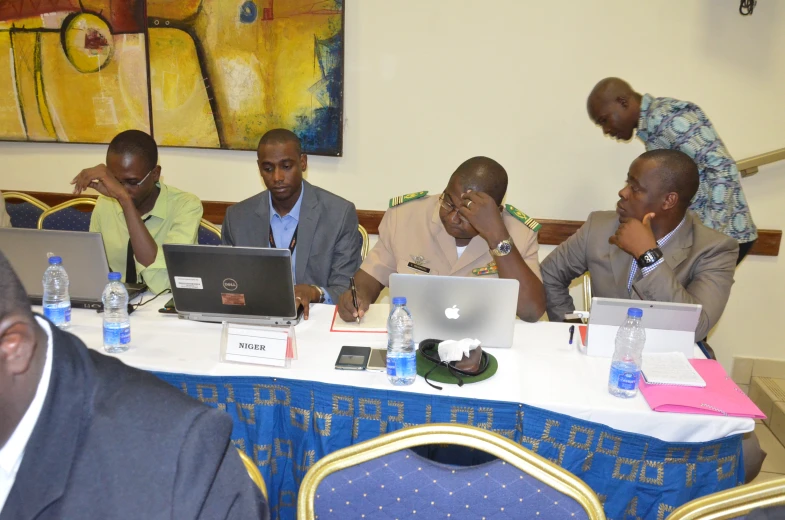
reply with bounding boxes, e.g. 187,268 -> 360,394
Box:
71,130 -> 202,293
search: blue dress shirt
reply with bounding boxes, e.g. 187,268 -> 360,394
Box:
268,185 -> 332,304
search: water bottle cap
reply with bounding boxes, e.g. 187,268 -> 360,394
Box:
392,297 -> 407,305
627,307 -> 643,318
108,272 -> 122,281
48,256 -> 62,265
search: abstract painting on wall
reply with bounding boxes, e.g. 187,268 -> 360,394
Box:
0,0 -> 345,155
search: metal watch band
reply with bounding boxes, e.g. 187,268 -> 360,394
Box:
311,285 -> 325,303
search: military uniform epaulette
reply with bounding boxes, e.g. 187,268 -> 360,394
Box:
505,204 -> 541,232
389,191 -> 428,208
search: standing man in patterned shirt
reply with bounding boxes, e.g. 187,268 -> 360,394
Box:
586,77 -> 757,264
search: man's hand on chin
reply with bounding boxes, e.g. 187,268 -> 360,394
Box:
609,212 -> 657,258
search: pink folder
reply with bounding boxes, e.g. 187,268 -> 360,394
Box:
639,359 -> 766,419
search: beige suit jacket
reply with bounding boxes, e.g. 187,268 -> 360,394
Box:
361,195 -> 541,286
0,191 -> 10,228
541,210 -> 738,340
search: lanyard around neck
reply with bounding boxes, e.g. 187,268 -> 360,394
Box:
269,224 -> 298,255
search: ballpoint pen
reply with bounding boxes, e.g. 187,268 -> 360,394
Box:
350,276 -> 360,324
569,325 -> 575,345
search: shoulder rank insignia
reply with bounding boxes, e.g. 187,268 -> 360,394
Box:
505,204 -> 541,233
389,191 -> 428,208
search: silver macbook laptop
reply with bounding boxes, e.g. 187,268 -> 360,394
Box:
585,297 -> 702,358
163,244 -> 302,326
389,273 -> 520,348
0,228 -> 144,309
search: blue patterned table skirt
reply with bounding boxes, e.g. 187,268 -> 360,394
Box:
153,372 -> 744,520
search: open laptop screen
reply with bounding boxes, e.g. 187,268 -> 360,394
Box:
163,245 -> 298,320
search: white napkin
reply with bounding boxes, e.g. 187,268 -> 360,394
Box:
437,338 -> 481,363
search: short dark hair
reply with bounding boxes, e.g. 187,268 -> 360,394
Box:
0,250 -> 33,322
449,157 -> 508,205
107,130 -> 158,172
258,129 -> 302,156
640,149 -> 700,209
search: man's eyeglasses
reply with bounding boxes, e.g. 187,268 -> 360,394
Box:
438,192 -> 461,213
118,169 -> 153,188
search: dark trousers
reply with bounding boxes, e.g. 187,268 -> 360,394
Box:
737,240 -> 756,265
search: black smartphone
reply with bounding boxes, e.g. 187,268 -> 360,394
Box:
158,297 -> 177,314
335,346 -> 371,370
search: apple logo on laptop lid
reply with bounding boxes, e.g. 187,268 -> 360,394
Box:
445,305 -> 460,320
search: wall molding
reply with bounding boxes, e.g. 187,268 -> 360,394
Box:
11,190 -> 781,256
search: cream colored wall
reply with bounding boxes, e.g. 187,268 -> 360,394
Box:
1,1 -> 783,369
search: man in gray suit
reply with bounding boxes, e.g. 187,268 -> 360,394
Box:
222,129 -> 362,319
541,149 -> 738,342
0,250 -> 268,519
541,149 -> 769,482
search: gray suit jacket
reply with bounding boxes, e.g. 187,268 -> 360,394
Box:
541,211 -> 738,340
221,181 -> 362,303
1,320 -> 268,520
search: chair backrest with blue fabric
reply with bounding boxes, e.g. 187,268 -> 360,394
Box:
38,199 -> 96,232
198,219 -> 221,245
2,192 -> 49,229
298,423 -> 605,520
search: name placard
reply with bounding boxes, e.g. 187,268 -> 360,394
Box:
221,323 -> 292,367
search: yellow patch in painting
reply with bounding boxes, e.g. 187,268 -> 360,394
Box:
472,262 -> 498,276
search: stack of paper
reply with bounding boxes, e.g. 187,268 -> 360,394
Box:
330,304 -> 389,333
641,352 -> 706,387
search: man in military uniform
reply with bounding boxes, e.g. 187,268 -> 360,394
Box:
337,156 -> 545,322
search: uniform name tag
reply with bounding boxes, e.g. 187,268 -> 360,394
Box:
224,325 -> 289,367
407,262 -> 431,274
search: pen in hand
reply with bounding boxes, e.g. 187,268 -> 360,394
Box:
350,276 -> 360,324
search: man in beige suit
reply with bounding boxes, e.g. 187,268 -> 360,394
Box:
0,191 -> 10,228
337,156 -> 545,323
541,149 -> 738,341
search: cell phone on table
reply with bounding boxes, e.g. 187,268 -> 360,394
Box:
158,297 -> 177,314
335,346 -> 371,370
367,349 -> 387,372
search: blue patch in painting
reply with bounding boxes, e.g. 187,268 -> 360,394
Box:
295,33 -> 343,155
239,1 -> 257,23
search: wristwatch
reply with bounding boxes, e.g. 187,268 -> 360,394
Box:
490,236 -> 514,257
311,285 -> 325,303
636,247 -> 663,269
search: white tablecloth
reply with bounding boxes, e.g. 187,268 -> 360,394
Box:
59,296 -> 753,444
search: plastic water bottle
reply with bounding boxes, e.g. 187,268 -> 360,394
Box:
387,297 -> 416,386
42,256 -> 71,330
608,307 -> 646,398
102,272 -> 131,353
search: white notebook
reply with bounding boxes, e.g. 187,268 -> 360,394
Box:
641,352 -> 706,387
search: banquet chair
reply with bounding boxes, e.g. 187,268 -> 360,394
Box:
582,272 -> 592,312
298,423 -> 605,520
358,224 -> 369,260
198,219 -> 222,245
38,198 -> 96,231
2,192 -> 49,229
667,476 -> 785,520
237,448 -> 268,500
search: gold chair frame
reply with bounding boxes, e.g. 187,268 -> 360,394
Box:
297,423 -> 606,520
582,272 -> 593,313
37,198 -> 97,229
2,191 -> 50,211
358,224 -> 369,260
237,448 -> 268,500
668,476 -> 785,520
200,218 -> 222,240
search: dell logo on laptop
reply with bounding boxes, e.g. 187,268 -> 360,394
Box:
444,305 -> 460,320
222,278 -> 238,291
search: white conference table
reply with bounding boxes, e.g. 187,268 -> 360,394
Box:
58,295 -> 753,444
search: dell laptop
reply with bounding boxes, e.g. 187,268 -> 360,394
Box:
389,273 -> 520,348
163,244 -> 302,326
0,228 -> 145,309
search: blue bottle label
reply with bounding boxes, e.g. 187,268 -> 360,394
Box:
104,322 -> 131,345
44,302 -> 71,325
387,353 -> 416,378
610,364 -> 640,391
